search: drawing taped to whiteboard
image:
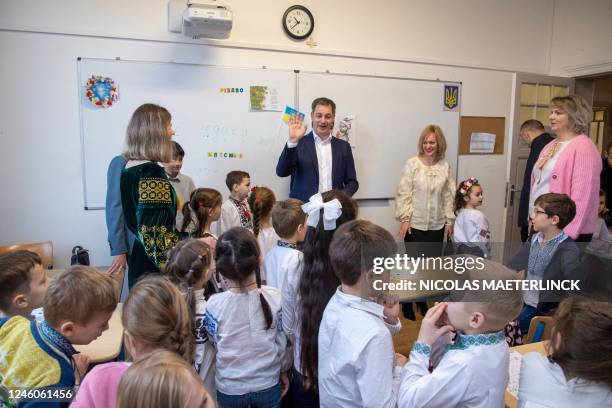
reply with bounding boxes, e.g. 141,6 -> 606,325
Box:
337,115 -> 357,148
250,86 -> 282,111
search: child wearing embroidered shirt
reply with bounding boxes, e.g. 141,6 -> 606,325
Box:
264,198 -> 307,289
248,186 -> 281,265
518,299 -> 612,407
204,227 -> 290,407
0,266 -> 117,402
219,170 -> 253,235
453,178 -> 491,257
506,193 -> 580,333
165,238 -> 217,402
0,250 -> 48,320
164,141 -> 196,228
318,220 -> 401,408
72,275 -> 196,408
396,260 -> 523,408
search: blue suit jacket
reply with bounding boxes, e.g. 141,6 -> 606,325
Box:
276,133 -> 359,202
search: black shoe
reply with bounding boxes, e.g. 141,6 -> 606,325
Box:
402,302 -> 416,321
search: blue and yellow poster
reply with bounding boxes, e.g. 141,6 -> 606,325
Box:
443,84 -> 460,112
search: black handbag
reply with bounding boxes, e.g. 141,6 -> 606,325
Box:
70,246 -> 90,266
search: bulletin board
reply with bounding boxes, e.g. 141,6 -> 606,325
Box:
459,116 -> 505,155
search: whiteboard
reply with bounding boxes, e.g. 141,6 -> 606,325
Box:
78,58 -> 295,209
297,72 -> 460,199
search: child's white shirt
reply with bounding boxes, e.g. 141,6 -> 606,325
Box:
257,227 -> 280,280
398,331 -> 509,408
318,288 -> 401,408
518,352 -> 612,408
192,288 -> 216,402
203,286 -> 287,395
453,208 -> 491,256
264,244 -> 302,290
219,198 -> 252,235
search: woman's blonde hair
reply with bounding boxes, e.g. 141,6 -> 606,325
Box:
550,95 -> 592,135
122,276 -> 194,362
417,124 -> 447,160
116,350 -> 211,408
124,103 -> 173,162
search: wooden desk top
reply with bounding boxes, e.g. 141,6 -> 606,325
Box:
74,303 -> 124,364
505,341 -> 548,408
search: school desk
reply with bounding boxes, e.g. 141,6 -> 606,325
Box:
74,303 -> 124,364
505,341 -> 549,408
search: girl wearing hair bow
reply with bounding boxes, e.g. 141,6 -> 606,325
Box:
281,190 -> 358,406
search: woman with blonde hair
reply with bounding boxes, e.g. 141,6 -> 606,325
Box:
529,95 -> 602,241
117,350 -> 215,408
395,124 -> 456,320
120,103 -> 180,287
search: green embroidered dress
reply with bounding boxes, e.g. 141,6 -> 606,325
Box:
121,162 -> 179,288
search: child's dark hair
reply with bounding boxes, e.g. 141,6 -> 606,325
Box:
215,227 -> 272,329
454,177 -> 480,214
225,170 -> 249,191
329,220 -> 396,286
247,186 -> 276,237
171,141 -> 185,160
534,193 -> 576,229
271,199 -> 307,239
600,189 -> 608,216
165,238 -> 214,316
0,250 -> 42,311
549,299 -> 612,389
298,190 -> 358,390
180,188 -> 222,236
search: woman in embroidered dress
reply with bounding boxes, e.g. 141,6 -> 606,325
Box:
395,124 -> 456,320
529,95 -> 602,242
120,103 -> 179,288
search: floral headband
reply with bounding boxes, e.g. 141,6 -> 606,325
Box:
459,178 -> 479,196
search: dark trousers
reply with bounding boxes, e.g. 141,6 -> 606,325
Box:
401,227 -> 445,320
290,367 -> 319,408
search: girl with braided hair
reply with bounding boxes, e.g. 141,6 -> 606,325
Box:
204,227 -> 290,407
71,276 -> 194,408
165,238 -> 217,403
248,186 -> 280,272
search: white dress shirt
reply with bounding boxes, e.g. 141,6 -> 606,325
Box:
281,263 -> 304,373
398,331 -> 509,407
203,286 -> 288,395
313,131 -> 333,194
519,352 -> 612,407
218,198 -> 252,235
264,243 -> 302,290
318,288 -> 401,408
286,131 -> 333,194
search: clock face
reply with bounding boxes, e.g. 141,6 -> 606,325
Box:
283,6 -> 314,40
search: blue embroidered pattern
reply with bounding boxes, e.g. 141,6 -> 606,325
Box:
447,330 -> 505,351
277,241 -> 298,249
39,320 -> 78,358
194,315 -> 208,343
203,310 -> 219,346
412,342 -> 432,357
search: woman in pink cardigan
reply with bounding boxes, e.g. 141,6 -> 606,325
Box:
529,95 -> 602,241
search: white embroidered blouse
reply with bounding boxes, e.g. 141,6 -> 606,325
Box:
395,156 -> 456,230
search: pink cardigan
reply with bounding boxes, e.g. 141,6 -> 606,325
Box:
531,134 -> 602,238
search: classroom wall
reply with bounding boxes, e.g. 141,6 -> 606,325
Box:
1,0 -> 607,267
548,0 -> 612,77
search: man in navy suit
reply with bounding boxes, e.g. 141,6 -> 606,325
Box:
276,97 -> 359,202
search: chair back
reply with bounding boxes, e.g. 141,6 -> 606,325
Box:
525,316 -> 553,343
0,241 -> 54,269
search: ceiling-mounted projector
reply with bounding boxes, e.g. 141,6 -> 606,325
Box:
169,0 -> 233,39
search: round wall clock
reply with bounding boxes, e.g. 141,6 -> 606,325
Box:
282,5 -> 314,40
